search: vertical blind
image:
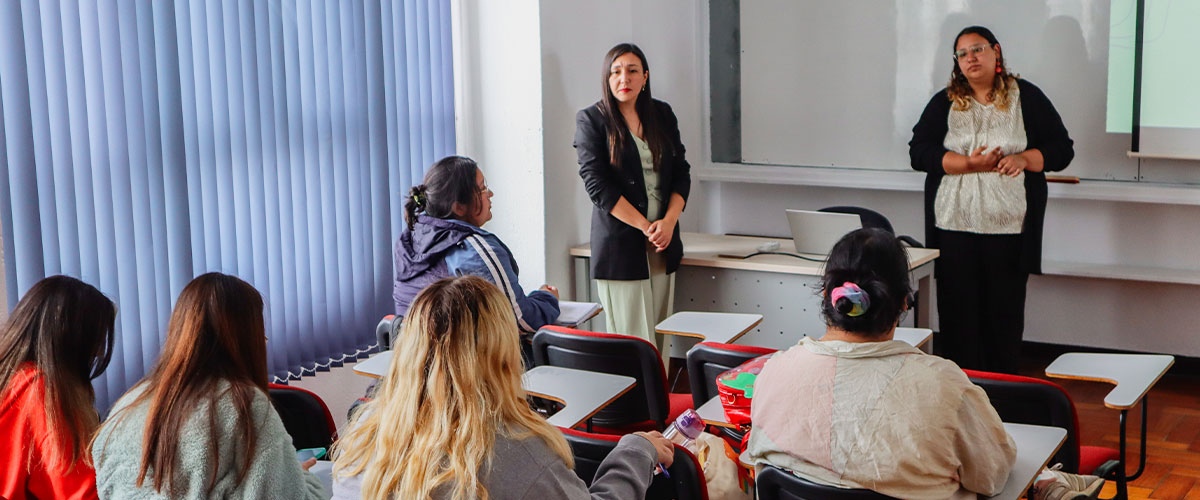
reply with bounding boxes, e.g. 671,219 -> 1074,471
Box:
0,0 -> 455,408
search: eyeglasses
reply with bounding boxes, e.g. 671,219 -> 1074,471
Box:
954,43 -> 992,61
477,183 -> 489,194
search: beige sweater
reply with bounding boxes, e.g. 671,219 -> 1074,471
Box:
746,337 -> 1016,500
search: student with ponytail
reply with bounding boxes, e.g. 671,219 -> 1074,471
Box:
745,228 -> 1102,500
394,155 -> 560,338
0,276 -> 115,500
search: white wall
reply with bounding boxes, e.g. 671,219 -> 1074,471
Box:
712,182 -> 1200,356
538,0 -> 708,295
453,0 -> 548,286
462,1 -> 1200,357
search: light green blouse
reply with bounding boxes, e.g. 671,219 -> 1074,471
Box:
631,132 -> 663,222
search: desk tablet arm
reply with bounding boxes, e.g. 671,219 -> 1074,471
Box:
1045,353 -> 1175,500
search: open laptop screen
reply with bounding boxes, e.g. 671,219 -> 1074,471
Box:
785,210 -> 862,255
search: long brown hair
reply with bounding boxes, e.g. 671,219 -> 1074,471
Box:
332,276 -> 573,500
946,26 -> 1019,111
104,272 -> 268,496
0,276 -> 115,468
598,43 -> 673,171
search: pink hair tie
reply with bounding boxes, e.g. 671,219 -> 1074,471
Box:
831,282 -> 870,317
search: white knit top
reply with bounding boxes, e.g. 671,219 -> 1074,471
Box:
935,85 -> 1027,234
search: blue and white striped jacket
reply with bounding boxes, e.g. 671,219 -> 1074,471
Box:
393,215 -> 559,332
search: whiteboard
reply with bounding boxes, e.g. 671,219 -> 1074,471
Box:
737,0 -> 1139,181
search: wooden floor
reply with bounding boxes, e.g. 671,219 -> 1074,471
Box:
1018,350 -> 1200,499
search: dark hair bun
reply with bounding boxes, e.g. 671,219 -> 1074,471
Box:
818,229 -> 913,337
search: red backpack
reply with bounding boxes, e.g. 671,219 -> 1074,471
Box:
714,353 -> 774,427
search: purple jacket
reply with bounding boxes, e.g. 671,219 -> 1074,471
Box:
393,215 -> 559,332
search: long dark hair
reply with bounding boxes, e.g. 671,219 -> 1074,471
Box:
404,155 -> 483,229
102,272 -> 268,496
0,275 -> 115,468
819,228 -> 913,337
598,43 -> 673,171
947,26 -> 1018,111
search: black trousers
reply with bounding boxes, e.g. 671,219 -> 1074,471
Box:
934,229 -> 1029,374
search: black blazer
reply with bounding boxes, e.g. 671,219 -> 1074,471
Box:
909,78 -> 1074,275
574,99 -> 692,281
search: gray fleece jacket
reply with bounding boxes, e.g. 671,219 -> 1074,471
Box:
332,432 -> 657,500
92,382 -> 327,500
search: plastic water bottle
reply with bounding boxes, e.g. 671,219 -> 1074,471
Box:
662,408 -> 706,452
654,408 -> 706,476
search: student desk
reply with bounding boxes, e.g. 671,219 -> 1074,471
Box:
732,421 -> 1063,500
570,232 -> 938,353
655,311 -> 764,344
1045,352 -> 1175,500
310,460 -> 333,497
353,353 -> 635,429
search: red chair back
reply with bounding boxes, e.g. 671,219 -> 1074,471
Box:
559,427 -> 708,500
533,326 -> 671,429
756,464 -> 896,499
963,369 -> 1108,473
268,383 -> 337,450
686,341 -> 777,408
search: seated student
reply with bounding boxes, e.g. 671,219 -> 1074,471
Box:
332,275 -> 672,500
745,228 -> 1102,500
92,273 -> 324,500
0,276 -> 116,500
394,155 -> 559,334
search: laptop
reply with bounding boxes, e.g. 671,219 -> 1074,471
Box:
785,209 -> 862,255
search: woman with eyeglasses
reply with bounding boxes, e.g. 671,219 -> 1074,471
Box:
394,155 -> 560,358
574,43 -> 691,348
909,26 -> 1073,374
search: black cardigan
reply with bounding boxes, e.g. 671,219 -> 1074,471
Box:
909,79 -> 1073,275
574,99 -> 692,281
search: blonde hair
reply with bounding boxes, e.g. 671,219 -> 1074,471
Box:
331,276 -> 573,500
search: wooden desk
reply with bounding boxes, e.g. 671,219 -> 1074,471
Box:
735,423 -> 1064,500
353,353 -> 634,429
655,311 -> 764,344
1045,352 -> 1174,500
570,233 -> 938,353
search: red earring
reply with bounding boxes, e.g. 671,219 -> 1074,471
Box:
995,61 -> 1002,74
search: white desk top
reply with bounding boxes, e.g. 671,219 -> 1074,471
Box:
990,423 -> 1068,500
352,351 -> 392,378
570,232 -> 939,276
523,365 -> 636,428
310,460 -> 333,497
893,327 -> 932,351
696,396 -> 737,429
1044,352 -> 1175,410
655,312 -> 764,344
735,421 -> 1063,500
353,353 -> 634,429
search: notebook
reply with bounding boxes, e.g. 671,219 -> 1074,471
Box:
555,301 -> 603,327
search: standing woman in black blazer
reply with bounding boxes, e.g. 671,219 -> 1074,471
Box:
574,43 -> 690,348
909,26 -> 1073,373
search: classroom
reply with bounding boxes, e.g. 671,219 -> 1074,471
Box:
1,0 -> 1198,499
